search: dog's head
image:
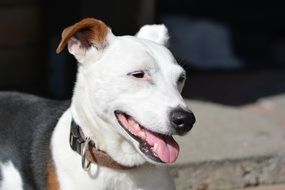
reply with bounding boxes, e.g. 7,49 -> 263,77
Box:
57,18 -> 195,166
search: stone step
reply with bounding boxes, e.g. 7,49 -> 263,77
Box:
172,98 -> 285,190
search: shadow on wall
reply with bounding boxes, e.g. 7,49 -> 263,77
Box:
182,70 -> 285,106
1,0 -> 285,106
160,15 -> 285,106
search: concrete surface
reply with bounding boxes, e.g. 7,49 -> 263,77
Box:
239,184 -> 285,190
171,94 -> 285,190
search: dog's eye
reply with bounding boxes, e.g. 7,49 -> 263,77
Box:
177,74 -> 186,83
128,71 -> 145,79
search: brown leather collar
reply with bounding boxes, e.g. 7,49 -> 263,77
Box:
69,119 -> 136,170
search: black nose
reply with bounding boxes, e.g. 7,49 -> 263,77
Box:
169,108 -> 196,135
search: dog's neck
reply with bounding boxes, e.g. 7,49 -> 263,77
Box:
69,118 -> 137,170
70,72 -> 110,149
69,72 -> 147,167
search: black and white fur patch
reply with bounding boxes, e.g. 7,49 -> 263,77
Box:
0,92 -> 69,190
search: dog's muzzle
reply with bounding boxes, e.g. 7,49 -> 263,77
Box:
169,108 -> 196,135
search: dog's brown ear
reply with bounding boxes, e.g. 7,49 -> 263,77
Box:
56,18 -> 110,55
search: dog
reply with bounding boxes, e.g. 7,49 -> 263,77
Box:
0,18 -> 195,190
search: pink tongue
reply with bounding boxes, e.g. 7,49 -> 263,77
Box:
145,130 -> 180,163
117,114 -> 180,163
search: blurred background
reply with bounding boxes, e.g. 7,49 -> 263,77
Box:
1,0 -> 285,105
1,1 -> 285,190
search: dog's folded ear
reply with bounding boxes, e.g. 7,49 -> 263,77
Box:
136,24 -> 169,46
56,18 -> 113,62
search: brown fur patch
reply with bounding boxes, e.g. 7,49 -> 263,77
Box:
47,161 -> 60,190
56,18 -> 109,54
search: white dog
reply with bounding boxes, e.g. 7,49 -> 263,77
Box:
0,18 -> 195,190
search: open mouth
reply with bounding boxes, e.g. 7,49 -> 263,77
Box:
115,111 -> 180,163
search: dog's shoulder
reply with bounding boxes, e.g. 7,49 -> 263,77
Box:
0,92 -> 70,138
0,91 -> 69,112
0,91 -> 70,123
0,92 -> 70,190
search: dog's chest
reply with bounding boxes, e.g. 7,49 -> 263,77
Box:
51,110 -> 175,190
57,168 -> 138,190
57,164 -> 175,190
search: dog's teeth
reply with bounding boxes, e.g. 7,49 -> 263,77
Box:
133,123 -> 140,131
151,143 -> 158,152
128,119 -> 136,126
154,143 -> 158,149
139,131 -> 146,139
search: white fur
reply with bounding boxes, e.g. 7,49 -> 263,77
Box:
136,24 -> 169,46
0,161 -> 23,190
51,110 -> 175,190
52,24 -> 190,189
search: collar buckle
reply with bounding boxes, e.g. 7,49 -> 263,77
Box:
69,118 -> 137,170
70,119 -> 85,154
82,137 -> 92,171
